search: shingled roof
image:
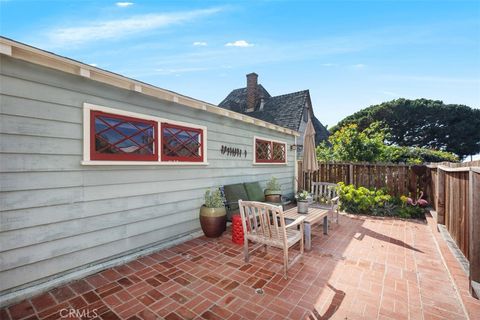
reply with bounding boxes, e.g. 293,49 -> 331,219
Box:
219,81 -> 329,144
218,85 -> 271,114
220,87 -> 309,130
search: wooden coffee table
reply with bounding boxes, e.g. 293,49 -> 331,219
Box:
283,207 -> 329,250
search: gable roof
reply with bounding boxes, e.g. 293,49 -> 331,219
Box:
219,82 -> 330,144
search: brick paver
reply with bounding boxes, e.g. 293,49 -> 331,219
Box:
2,213 -> 479,319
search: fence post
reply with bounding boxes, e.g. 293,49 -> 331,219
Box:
436,168 -> 446,225
469,169 -> 480,298
349,163 -> 353,185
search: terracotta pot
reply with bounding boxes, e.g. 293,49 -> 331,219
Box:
200,205 -> 226,238
264,189 -> 281,196
265,194 -> 282,203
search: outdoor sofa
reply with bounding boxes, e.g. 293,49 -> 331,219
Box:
221,182 -> 291,221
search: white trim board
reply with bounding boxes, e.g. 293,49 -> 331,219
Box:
83,102 -> 208,165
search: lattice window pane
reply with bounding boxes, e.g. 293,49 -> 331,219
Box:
272,142 -> 285,162
255,138 -> 286,163
91,111 -> 157,161
255,139 -> 271,161
162,123 -> 203,162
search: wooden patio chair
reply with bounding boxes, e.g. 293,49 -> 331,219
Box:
311,182 -> 340,223
238,200 -> 305,279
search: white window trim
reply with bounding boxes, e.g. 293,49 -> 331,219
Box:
252,136 -> 288,165
82,102 -> 208,165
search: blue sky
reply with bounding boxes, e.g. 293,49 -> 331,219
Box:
1,0 -> 479,127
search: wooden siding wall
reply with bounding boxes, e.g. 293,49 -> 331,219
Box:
0,56 -> 296,295
297,161 -> 428,199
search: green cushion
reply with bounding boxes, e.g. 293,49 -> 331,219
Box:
223,183 -> 249,211
244,182 -> 265,202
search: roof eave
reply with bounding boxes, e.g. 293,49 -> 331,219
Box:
0,37 -> 299,137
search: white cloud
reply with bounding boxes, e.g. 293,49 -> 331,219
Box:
45,7 -> 222,47
89,63 -> 98,67
225,40 -> 254,47
321,63 -> 337,67
352,63 -> 366,69
193,41 -> 208,46
116,2 -> 133,7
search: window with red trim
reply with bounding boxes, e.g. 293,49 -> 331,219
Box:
255,138 -> 286,163
91,111 -> 158,161
272,142 -> 286,162
161,123 -> 204,162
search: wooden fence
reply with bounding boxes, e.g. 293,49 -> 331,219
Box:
297,159 -> 480,297
297,161 -> 429,200
427,162 -> 480,298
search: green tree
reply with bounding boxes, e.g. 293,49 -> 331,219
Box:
317,122 -> 459,163
317,122 -> 386,162
382,146 -> 458,164
330,98 -> 480,159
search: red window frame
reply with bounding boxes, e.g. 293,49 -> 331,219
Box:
255,138 -> 286,163
161,122 -> 204,162
90,110 -> 158,161
272,142 -> 286,162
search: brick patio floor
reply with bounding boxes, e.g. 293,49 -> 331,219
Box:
2,213 -> 480,320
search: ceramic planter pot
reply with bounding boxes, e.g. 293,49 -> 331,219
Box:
200,205 -> 227,238
264,189 -> 281,196
264,189 -> 282,203
297,200 -> 309,214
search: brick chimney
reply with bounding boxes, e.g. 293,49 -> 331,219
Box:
246,72 -> 258,112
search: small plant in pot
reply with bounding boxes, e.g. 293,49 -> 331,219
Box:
199,188 -> 226,238
264,176 -> 282,203
295,190 -> 312,214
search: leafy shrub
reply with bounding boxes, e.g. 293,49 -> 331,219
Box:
295,190 -> 311,201
371,202 -> 397,217
265,176 -> 281,191
204,188 -> 224,208
397,195 -> 426,218
397,206 -> 424,219
336,183 -> 425,218
317,122 -> 386,162
336,182 -> 392,215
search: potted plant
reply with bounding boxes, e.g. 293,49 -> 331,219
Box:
264,176 -> 282,203
200,188 -> 227,238
295,190 -> 312,214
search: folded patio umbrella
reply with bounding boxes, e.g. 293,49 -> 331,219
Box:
303,116 -> 319,173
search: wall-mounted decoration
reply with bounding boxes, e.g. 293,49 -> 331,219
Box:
290,144 -> 303,152
221,145 -> 247,158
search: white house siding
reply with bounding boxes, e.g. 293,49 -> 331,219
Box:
0,55 -> 296,297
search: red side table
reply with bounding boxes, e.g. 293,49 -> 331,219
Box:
231,214 -> 244,245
